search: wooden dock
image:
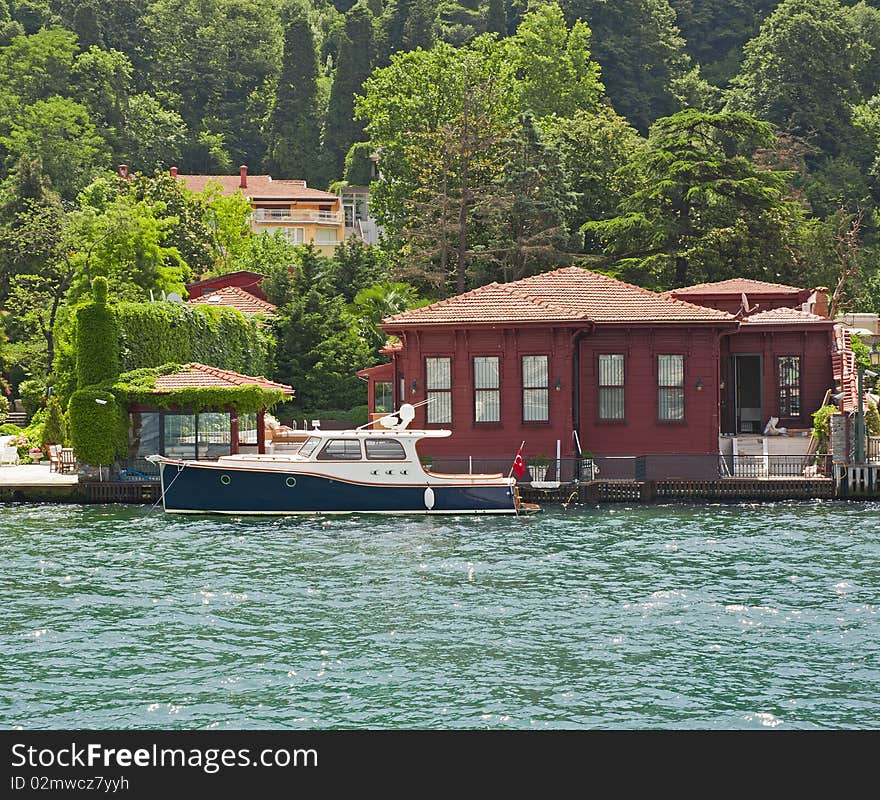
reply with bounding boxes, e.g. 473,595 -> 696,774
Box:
520,477 -> 838,504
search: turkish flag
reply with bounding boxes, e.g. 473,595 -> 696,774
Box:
511,445 -> 526,479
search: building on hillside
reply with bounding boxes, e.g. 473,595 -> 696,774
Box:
171,166 -> 345,256
357,268 -> 854,466
186,270 -> 268,301
188,285 -> 277,317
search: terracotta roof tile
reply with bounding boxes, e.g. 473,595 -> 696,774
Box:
153,363 -> 293,393
175,174 -> 338,201
383,267 -> 734,326
188,285 -> 277,315
669,278 -> 806,295
742,307 -> 832,325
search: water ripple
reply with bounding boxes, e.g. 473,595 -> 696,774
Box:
1,500 -> 879,729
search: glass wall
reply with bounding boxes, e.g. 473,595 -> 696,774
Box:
129,412 -> 161,459
198,412 -> 231,459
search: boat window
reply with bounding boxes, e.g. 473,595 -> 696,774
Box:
364,439 -> 406,460
316,438 -> 363,460
297,437 -> 322,457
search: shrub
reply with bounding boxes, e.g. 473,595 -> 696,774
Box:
17,378 -> 46,417
866,399 -> 880,437
68,389 -> 126,466
812,404 -> 838,453
43,395 -> 67,445
0,423 -> 22,435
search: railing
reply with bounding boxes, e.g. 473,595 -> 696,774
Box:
869,436 -> 880,463
252,209 -> 344,224
425,454 -> 833,482
113,457 -> 160,480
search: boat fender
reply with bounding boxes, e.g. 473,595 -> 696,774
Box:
424,487 -> 435,510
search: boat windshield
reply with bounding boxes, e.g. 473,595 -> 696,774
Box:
297,437 -> 322,458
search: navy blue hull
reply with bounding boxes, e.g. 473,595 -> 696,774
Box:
160,462 -> 517,514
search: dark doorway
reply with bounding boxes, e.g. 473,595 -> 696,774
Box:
733,354 -> 762,433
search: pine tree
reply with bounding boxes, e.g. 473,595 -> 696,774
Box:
475,114 -> 576,283
484,0 -> 507,36
324,4 -> 374,182
264,0 -> 323,184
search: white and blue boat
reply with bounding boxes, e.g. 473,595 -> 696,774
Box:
149,404 -> 537,516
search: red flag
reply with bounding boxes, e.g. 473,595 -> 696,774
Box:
511,445 -> 526,479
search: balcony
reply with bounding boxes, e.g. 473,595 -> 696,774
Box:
252,208 -> 344,225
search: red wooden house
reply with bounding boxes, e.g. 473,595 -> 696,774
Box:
362,268 -> 848,463
186,270 -> 268,301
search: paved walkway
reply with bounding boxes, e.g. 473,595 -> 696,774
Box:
0,464 -> 79,487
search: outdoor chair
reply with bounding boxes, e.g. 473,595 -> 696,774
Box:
48,444 -> 62,472
0,435 -> 19,466
59,447 -> 77,474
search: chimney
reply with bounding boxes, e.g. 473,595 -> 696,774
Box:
812,287 -> 829,319
117,164 -> 129,179
239,165 -> 248,189
169,166 -> 178,178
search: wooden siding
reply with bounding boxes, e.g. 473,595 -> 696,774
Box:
722,328 -> 835,431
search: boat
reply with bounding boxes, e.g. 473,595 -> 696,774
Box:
148,404 -> 539,516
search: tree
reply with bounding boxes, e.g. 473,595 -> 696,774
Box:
582,110 -> 807,289
328,235 -> 388,301
507,3 -> 602,120
324,4 -> 374,182
273,290 -> 372,410
356,39 -> 518,292
474,113 -> 577,283
118,93 -> 187,171
542,106 -> 646,228
352,281 -> 425,351
1,97 -> 108,199
263,0 -> 323,184
485,0 -> 506,36
3,204 -> 75,373
559,0 -> 693,131
728,0 -> 863,157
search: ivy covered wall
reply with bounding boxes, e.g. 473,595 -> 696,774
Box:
116,303 -> 275,377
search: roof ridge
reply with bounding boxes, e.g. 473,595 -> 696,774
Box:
511,266 -> 733,320
383,283 -> 502,323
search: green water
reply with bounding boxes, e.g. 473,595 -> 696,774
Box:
1,501 -> 878,729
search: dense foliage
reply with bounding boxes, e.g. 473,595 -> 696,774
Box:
0,0 -> 878,421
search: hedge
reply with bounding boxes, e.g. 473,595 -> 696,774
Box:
69,388 -> 127,466
76,277 -> 120,387
116,302 -> 274,377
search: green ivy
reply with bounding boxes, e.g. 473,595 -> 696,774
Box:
76,278 -> 120,388
116,302 -> 274,377
69,388 -> 127,466
107,364 -> 288,414
812,404 -> 838,453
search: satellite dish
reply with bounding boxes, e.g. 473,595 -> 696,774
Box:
167,292 -> 183,303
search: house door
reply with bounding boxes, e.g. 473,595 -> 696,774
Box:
733,354 -> 762,433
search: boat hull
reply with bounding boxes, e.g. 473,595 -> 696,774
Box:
159,461 -> 518,515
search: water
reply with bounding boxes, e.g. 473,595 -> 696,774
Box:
1,501 -> 878,729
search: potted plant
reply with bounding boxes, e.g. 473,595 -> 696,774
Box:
579,450 -> 595,481
529,454 -> 551,482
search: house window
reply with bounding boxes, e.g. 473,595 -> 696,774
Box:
267,226 -> 304,244
375,381 -> 393,414
474,356 -> 500,422
777,356 -> 801,416
315,228 -> 337,245
658,355 -> 685,420
598,354 -> 625,420
522,355 -> 549,422
267,208 -> 290,219
426,357 -> 452,423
